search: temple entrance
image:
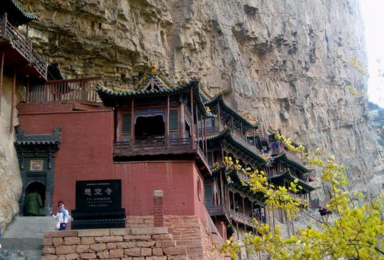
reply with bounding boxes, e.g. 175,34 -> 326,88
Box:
135,115 -> 165,138
24,182 -> 46,216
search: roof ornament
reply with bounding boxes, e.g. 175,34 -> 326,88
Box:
151,60 -> 157,75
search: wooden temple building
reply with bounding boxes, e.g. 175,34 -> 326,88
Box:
15,61 -> 316,238
1,0 -> 316,257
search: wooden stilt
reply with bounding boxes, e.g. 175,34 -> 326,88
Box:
10,68 -> 16,133
0,51 -> 4,115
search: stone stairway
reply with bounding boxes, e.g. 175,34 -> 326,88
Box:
0,216 -> 56,260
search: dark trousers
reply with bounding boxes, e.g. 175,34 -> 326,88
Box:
59,223 -> 67,230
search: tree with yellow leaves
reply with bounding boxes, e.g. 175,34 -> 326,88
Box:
220,134 -> 384,260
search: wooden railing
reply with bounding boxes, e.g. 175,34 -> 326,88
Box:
206,204 -> 229,217
233,131 -> 263,155
114,137 -> 193,150
198,125 -> 220,134
271,147 -> 306,167
27,77 -> 102,103
0,14 -> 47,79
229,209 -> 255,227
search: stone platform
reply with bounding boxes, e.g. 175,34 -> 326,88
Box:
42,227 -> 187,260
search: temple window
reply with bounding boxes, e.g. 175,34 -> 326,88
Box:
135,115 -> 165,138
185,122 -> 190,138
169,109 -> 179,139
206,117 -> 216,132
204,183 -> 213,207
121,113 -> 132,142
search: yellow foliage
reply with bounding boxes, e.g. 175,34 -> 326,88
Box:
221,133 -> 384,260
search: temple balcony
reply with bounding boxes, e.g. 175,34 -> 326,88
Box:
273,147 -> 303,164
27,77 -> 102,103
207,204 -> 229,218
0,14 -> 47,81
229,209 -> 257,228
113,138 -> 211,176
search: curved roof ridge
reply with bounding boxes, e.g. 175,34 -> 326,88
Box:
205,95 -> 259,130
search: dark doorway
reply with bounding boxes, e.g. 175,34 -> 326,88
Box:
185,122 -> 190,138
24,182 -> 46,216
135,115 -> 165,138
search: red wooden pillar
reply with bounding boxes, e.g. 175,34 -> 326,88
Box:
116,109 -> 122,142
153,190 -> 164,227
204,118 -> 208,158
131,99 -> 135,147
190,88 -> 194,146
166,95 -> 170,149
180,102 -> 185,138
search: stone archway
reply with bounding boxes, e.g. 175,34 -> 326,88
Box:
24,182 -> 46,216
15,127 -> 61,216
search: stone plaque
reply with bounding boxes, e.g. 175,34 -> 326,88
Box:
30,159 -> 44,171
75,180 -> 121,211
72,179 -> 126,229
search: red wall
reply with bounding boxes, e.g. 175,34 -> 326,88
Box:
18,104 -> 208,222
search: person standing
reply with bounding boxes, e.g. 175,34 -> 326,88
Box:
24,190 -> 45,216
50,201 -> 71,230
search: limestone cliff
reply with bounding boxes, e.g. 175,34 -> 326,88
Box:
6,0 -> 383,227
0,77 -> 24,234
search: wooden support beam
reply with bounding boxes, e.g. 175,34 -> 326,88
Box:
10,69 -> 16,133
131,99 -> 135,147
204,118 -> 208,158
115,109 -> 121,142
220,169 -> 224,205
25,77 -> 30,103
190,88 -> 195,144
217,103 -> 221,131
166,95 -> 170,149
0,51 -> 4,115
180,102 -> 185,138
195,105 -> 199,148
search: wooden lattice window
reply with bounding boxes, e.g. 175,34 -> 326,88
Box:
122,113 -> 131,142
169,109 -> 178,139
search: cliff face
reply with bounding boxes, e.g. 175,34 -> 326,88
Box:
0,77 -> 24,234
9,0 -> 383,215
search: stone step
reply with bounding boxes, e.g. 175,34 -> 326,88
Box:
0,249 -> 42,260
0,238 -> 43,250
3,216 -> 56,239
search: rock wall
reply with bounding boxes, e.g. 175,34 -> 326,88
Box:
0,75 -> 24,235
41,227 -> 187,260
9,0 -> 383,235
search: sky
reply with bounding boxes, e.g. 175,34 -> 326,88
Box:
360,0 -> 384,108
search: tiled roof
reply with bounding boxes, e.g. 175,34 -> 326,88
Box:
205,95 -> 258,132
97,78 -> 213,118
269,170 -> 316,192
208,128 -> 270,165
14,127 -> 61,149
272,151 -> 313,173
2,0 -> 38,26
